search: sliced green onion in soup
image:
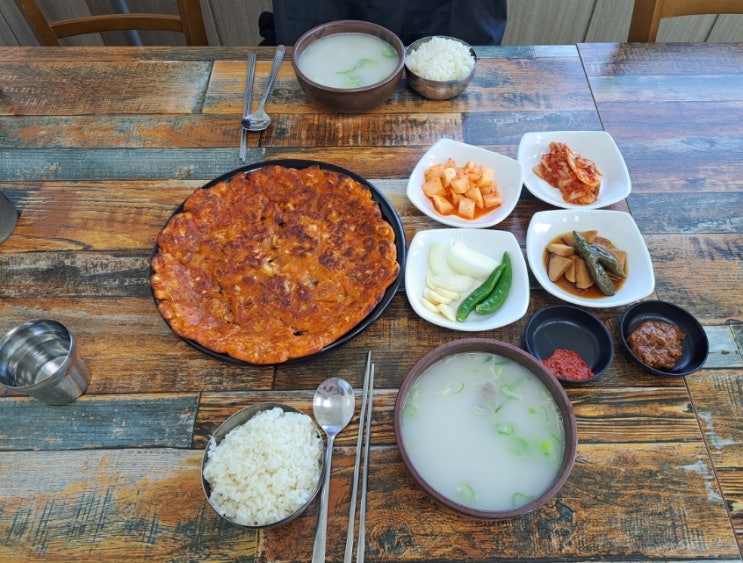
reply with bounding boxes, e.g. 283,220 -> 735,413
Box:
456,482 -> 477,503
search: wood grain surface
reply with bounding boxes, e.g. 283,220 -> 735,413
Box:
0,43 -> 741,562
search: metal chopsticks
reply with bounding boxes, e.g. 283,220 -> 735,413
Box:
239,52 -> 256,162
345,352 -> 374,563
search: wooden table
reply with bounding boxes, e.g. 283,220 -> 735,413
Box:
0,42 -> 741,562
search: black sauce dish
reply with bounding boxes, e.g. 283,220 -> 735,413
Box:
523,305 -> 613,383
620,300 -> 708,376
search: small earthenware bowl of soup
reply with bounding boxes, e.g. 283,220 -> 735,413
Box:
394,338 -> 577,519
292,20 -> 405,113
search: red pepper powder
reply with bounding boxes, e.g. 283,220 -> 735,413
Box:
543,348 -> 594,382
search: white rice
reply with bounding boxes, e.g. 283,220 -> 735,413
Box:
203,407 -> 323,526
406,37 -> 475,81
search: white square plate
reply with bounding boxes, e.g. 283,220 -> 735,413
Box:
526,209 -> 654,308
518,131 -> 631,209
405,228 -> 529,331
407,139 -> 523,228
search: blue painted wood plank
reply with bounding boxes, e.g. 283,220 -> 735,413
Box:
0,394 -> 198,450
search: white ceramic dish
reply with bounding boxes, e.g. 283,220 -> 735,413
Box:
526,209 -> 654,308
407,139 -> 523,228
405,228 -> 529,331
518,131 -> 631,209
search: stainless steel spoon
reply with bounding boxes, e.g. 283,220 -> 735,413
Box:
312,377 -> 355,563
241,44 -> 285,132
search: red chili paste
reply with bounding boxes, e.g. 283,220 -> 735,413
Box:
543,348 -> 594,382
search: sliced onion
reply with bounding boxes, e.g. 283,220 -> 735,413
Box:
428,239 -> 456,274
446,241 -> 499,279
428,273 -> 475,293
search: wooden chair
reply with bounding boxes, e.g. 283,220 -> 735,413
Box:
18,0 -> 208,46
628,0 -> 743,42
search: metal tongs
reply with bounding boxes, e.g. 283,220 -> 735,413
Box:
239,52 -> 256,162
345,352 -> 375,563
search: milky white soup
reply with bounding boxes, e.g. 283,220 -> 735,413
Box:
298,33 -> 400,89
400,352 -> 565,511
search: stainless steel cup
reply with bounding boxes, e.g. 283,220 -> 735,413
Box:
0,320 -> 90,405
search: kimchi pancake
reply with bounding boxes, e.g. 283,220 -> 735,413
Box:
151,161 -> 403,365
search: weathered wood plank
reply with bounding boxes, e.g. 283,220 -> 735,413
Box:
589,72 -> 743,105
580,43 -> 743,78
0,61 -> 212,116
642,234 -> 743,324
0,394 -> 198,451
687,372 -> 743,471
733,324 -> 743,355
0,46 -> 267,62
0,449 -> 259,561
717,468 -> 743,551
261,113 -> 466,149
0,115 -> 257,150
704,325 -> 743,369
0,253 -> 153,297
0,181 -> 200,252
0,148 -> 263,181
620,140 -> 743,193
581,103 -> 743,147
686,371 -> 743,553
0,176 -> 413,254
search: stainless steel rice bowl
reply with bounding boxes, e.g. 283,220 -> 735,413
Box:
201,402 -> 324,528
405,36 -> 477,100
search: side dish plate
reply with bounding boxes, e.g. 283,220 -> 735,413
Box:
523,305 -> 613,382
526,209 -> 654,308
407,138 -> 523,228
151,159 -> 406,365
620,300 -> 708,376
518,131 -> 631,209
405,228 -> 529,331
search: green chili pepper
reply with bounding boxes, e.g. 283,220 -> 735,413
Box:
455,260 -> 506,322
591,244 -> 626,278
475,252 -> 512,315
572,231 -> 616,295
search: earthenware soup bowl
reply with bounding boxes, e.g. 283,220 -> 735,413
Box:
394,338 -> 577,519
291,20 -> 405,113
